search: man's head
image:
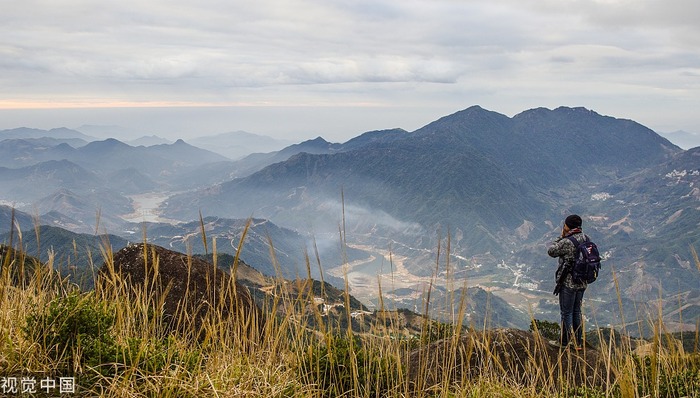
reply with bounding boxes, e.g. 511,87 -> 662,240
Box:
564,214 -> 582,229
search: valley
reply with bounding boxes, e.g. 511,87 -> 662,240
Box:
326,241 -> 557,327
326,244 -> 433,309
121,192 -> 178,224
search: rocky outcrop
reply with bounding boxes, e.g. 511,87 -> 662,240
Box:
98,243 -> 263,342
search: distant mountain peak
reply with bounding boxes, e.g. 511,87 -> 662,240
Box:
281,136 -> 339,154
48,127 -> 83,135
127,135 -> 172,147
92,137 -> 127,145
82,138 -> 131,153
307,136 -> 330,144
437,105 -> 509,123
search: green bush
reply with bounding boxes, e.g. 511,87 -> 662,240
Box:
24,290 -> 118,372
634,355 -> 700,397
530,319 -> 561,341
24,290 -> 202,378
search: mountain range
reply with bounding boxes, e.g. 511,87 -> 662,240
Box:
163,106 -> 681,254
1,106 -> 698,332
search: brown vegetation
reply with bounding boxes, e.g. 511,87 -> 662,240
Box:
98,243 -> 263,342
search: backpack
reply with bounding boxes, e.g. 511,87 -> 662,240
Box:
567,235 -> 601,284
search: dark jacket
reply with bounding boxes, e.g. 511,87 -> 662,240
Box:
547,230 -> 588,291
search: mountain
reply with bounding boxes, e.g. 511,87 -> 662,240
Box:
0,205 -> 36,234
0,129 -> 235,184
126,135 -> 172,146
0,159 -> 135,228
0,160 -> 103,202
0,137 -> 228,182
169,129 -> 410,189
0,136 -> 244,231
0,136 -> 87,148
0,139 -> 79,168
0,127 -> 95,141
143,139 -> 229,165
412,106 -> 677,189
107,168 -> 160,194
0,205 -> 86,235
67,138 -> 229,184
0,157 -> 154,232
134,216 -> 371,286
0,224 -> 130,288
34,188 -> 132,232
589,148 -> 700,295
0,218 -> 358,290
163,106 -> 679,254
188,130 -> 295,160
338,128 -> 408,151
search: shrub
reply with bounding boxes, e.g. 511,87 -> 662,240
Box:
634,354 -> 700,397
530,318 -> 561,341
24,290 -> 118,372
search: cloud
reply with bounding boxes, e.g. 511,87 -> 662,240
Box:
1,0 -> 699,136
318,198 -> 425,235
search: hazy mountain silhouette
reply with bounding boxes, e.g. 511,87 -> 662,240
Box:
0,127 -> 95,141
658,130 -> 700,150
189,130 -> 295,160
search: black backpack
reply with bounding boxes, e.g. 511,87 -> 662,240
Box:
567,235 -> 601,284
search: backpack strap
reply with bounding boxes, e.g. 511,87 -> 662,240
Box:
565,235 -> 584,270
567,234 -> 590,247
567,236 -> 579,247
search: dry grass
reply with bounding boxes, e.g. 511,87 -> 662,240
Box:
0,223 -> 698,397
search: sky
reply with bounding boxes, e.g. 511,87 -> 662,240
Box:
1,0 -> 699,143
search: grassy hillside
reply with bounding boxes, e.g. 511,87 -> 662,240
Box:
0,234 -> 698,397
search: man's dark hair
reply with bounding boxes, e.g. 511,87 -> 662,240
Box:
565,214 -> 582,228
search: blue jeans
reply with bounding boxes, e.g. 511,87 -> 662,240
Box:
559,285 -> 585,347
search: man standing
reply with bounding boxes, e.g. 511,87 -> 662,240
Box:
548,214 -> 587,350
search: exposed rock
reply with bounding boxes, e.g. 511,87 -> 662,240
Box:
98,243 -> 263,341
408,328 -> 609,390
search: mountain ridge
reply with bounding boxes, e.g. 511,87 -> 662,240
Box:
162,105 -> 681,254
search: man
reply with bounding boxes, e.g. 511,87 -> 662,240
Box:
547,214 -> 587,350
